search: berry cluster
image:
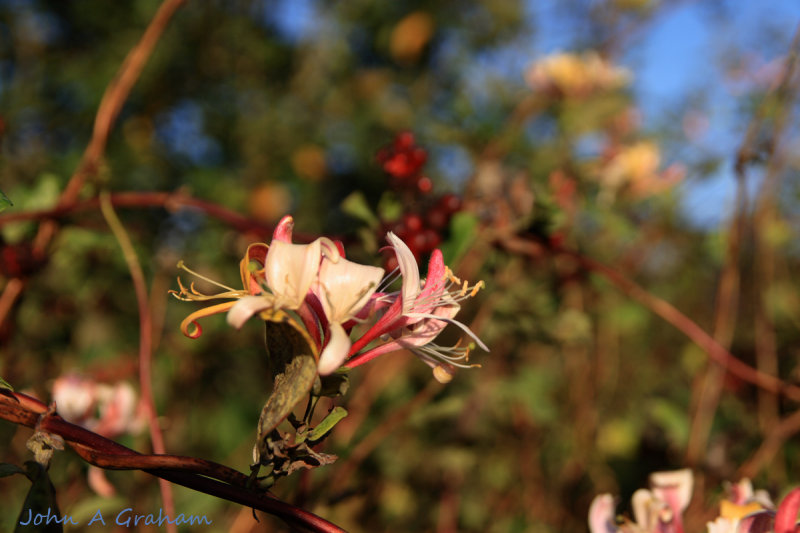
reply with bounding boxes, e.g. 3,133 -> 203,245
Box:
376,132 -> 432,193
382,194 -> 463,272
376,132 -> 466,271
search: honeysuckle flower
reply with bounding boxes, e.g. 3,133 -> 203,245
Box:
526,51 -> 630,98
343,232 -> 487,382
709,478 -> 774,533
52,375 -> 145,497
173,216 -> 488,381
589,494 -> 618,533
589,469 -> 693,533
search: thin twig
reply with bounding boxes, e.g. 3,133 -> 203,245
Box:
685,172 -> 746,466
0,191 -> 311,241
496,233 -> 800,402
99,192 -> 176,531
751,23 -> 800,448
0,0 -> 188,331
738,408 -> 800,480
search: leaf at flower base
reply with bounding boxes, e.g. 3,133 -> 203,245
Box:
0,190 -> 12,213
15,461 -> 62,533
283,443 -> 337,476
252,309 -> 320,468
261,309 -> 319,381
257,353 -> 316,434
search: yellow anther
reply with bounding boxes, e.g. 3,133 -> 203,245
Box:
470,280 -> 485,297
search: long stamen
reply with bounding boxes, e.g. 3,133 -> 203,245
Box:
401,311 -> 489,351
176,260 -> 238,292
377,266 -> 402,293
169,277 -> 246,302
413,343 -> 481,369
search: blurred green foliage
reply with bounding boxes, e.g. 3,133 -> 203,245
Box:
2,1 -> 800,532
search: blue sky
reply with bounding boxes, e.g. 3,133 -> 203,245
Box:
270,1 -> 800,227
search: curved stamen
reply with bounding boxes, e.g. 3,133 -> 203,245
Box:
401,311 -> 489,351
176,260 -> 238,292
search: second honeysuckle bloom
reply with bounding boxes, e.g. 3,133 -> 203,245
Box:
343,232 -> 487,382
589,469 -> 693,533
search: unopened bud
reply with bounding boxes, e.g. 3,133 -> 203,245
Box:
433,363 -> 456,384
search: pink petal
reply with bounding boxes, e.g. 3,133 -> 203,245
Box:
775,488 -> 800,533
347,297 -> 406,356
651,469 -> 693,510
273,215 -> 294,242
265,239 -> 322,309
589,494 -> 618,533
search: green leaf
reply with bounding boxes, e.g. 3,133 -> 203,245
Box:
377,192 -> 402,222
0,463 -> 25,478
253,313 -> 320,464
308,407 -> 348,443
0,190 -> 11,213
440,211 -> 478,265
254,354 -> 317,463
0,376 -> 14,392
341,191 -> 379,228
15,461 -> 63,533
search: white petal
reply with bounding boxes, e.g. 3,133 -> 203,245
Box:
318,322 -> 351,375
318,257 -> 384,322
650,468 -> 693,513
227,295 -> 272,329
265,240 -> 321,308
386,232 -> 420,313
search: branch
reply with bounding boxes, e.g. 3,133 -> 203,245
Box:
1,0 -> 188,332
0,390 -> 346,533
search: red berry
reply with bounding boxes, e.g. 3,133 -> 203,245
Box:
422,228 -> 441,251
411,147 -> 427,166
438,193 -> 461,214
403,213 -> 423,232
410,231 -> 427,253
395,132 -> 415,149
426,208 -> 448,230
416,176 -> 433,193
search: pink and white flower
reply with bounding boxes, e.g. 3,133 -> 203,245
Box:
173,216 -> 487,381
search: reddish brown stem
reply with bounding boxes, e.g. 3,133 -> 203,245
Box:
0,191 -> 309,240
100,193 -> 176,529
0,391 -> 346,533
